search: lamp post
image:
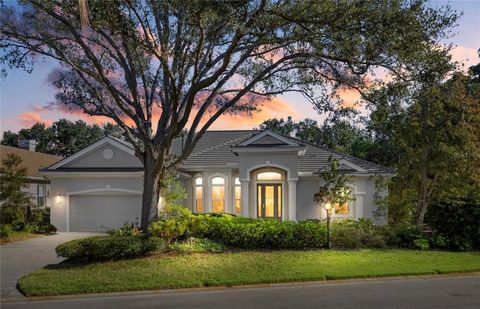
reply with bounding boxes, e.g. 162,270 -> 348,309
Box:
324,202 -> 332,249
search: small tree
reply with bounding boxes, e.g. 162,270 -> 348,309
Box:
0,153 -> 33,227
313,157 -> 354,209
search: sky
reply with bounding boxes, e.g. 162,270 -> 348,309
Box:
1,0 -> 479,134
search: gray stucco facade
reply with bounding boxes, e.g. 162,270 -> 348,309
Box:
42,130 -> 393,232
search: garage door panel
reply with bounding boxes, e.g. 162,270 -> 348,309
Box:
70,195 -> 141,232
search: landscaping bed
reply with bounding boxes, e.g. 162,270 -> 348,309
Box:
0,230 -> 41,245
18,249 -> 480,296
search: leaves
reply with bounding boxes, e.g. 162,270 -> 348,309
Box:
313,156 -> 354,207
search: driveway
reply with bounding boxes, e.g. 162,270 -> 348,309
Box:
1,233 -> 100,299
1,275 -> 479,309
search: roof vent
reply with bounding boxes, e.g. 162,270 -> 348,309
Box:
18,140 -> 37,151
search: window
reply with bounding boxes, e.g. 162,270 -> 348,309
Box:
334,189 -> 350,215
211,177 -> 225,213
257,171 -> 282,180
37,184 -> 46,208
195,177 -> 203,213
334,202 -> 349,215
234,177 -> 241,214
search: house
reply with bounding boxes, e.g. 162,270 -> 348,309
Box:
1,142 -> 62,208
41,130 -> 395,232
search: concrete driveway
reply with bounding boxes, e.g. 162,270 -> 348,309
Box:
0,233 -> 100,299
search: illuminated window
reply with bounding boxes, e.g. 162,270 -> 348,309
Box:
335,202 -> 349,215
257,172 -> 282,180
334,189 -> 350,215
195,177 -> 203,213
234,177 -> 241,214
211,177 -> 225,213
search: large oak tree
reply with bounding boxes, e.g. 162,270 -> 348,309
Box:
0,0 -> 458,231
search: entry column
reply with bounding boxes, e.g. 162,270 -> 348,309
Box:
240,180 -> 250,218
288,180 -> 297,221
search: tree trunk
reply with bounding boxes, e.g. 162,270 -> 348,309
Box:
140,155 -> 161,233
415,162 -> 429,232
415,198 -> 428,233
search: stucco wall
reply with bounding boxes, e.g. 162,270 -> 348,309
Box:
238,152 -> 299,180
296,176 -> 386,224
64,144 -> 142,168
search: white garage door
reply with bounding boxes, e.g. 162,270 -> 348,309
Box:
69,194 -> 141,232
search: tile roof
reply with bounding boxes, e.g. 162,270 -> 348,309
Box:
172,130 -> 395,175
172,130 -> 258,167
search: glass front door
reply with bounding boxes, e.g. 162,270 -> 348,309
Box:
257,184 -> 282,220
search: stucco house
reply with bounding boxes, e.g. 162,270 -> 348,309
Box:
1,143 -> 62,208
41,130 -> 394,232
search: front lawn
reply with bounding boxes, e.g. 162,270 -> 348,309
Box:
18,249 -> 480,296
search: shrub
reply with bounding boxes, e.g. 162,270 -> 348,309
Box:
426,198 -> 480,251
27,222 -> 57,234
413,238 -> 430,250
149,205 -> 193,243
107,222 -> 142,236
56,236 -> 165,260
330,219 -> 386,249
331,225 -> 362,249
169,238 -> 226,253
1,224 -> 13,239
28,208 -> 50,224
384,224 -> 420,248
188,214 -> 327,249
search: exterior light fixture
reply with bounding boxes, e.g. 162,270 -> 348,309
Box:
324,202 -> 333,249
56,195 -> 62,204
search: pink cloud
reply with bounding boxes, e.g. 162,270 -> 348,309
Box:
208,97 -> 299,129
335,87 -> 362,108
18,112 -> 53,127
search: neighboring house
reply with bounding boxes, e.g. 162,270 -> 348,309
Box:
1,142 -> 63,208
41,130 -> 395,232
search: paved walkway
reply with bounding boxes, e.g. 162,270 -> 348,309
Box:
2,275 -> 479,308
0,233 -> 100,299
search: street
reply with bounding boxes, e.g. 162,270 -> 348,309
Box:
2,275 -> 479,309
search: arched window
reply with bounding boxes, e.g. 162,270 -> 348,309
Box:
211,177 -> 225,213
257,171 -> 282,180
234,177 -> 241,214
195,177 -> 203,213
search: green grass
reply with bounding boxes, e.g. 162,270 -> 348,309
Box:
18,250 -> 480,296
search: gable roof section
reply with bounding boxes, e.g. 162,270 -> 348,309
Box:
235,129 -> 301,147
44,136 -> 139,171
0,145 -> 62,178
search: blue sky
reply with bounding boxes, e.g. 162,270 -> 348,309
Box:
1,0 -> 479,133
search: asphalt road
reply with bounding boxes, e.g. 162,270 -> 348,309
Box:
2,275 -> 479,309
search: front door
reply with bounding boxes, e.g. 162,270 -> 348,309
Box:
257,184 -> 282,220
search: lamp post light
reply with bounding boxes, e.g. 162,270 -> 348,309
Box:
324,202 -> 333,249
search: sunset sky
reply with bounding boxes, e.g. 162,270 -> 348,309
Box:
1,0 -> 479,134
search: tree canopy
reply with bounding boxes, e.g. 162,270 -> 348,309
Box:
0,0 -> 460,230
1,119 -> 123,157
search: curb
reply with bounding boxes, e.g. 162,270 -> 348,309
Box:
3,271 -> 480,304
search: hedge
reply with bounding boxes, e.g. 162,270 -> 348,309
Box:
56,236 -> 165,260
